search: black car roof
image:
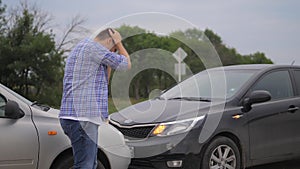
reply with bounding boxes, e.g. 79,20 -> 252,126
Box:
209,64 -> 300,71
223,64 -> 273,70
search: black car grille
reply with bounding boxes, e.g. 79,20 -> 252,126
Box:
110,121 -> 155,139
128,158 -> 155,169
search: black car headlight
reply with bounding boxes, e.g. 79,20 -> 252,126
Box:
151,115 -> 205,137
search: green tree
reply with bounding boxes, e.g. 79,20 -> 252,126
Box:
0,0 -> 11,88
112,26 -> 274,100
204,29 -> 273,65
0,3 -> 64,107
0,0 -> 5,34
240,52 -> 273,64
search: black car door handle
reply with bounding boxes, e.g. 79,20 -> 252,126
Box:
287,106 -> 299,113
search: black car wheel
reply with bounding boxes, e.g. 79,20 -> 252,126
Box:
52,153 -> 106,169
201,136 -> 241,169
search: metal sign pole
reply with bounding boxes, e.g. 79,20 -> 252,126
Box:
178,52 -> 181,82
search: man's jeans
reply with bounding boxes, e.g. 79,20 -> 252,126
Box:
60,119 -> 99,169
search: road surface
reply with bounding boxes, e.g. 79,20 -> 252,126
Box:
248,159 -> 299,169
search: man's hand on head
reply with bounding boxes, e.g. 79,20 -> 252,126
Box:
108,28 -> 131,70
108,29 -> 122,45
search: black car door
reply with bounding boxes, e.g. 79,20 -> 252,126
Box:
290,69 -> 300,155
247,69 -> 299,160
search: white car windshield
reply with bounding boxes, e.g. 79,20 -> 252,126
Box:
0,84 -> 33,105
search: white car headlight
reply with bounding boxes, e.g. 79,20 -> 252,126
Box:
151,115 -> 205,137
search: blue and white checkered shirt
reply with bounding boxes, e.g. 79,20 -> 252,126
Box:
59,38 -> 128,121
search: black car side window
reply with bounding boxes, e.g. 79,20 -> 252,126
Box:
252,70 -> 293,100
0,94 -> 7,117
293,70 -> 300,95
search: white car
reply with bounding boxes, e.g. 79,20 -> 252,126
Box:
0,83 -> 132,169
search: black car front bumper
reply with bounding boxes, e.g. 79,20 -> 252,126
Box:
126,128 -> 205,169
128,153 -> 201,169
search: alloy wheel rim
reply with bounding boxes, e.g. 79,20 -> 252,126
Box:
209,144 -> 236,169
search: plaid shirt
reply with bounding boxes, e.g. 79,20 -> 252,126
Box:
59,38 -> 128,119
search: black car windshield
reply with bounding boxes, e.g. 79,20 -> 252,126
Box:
161,69 -> 257,100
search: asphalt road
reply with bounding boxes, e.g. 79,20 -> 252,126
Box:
248,160 -> 300,169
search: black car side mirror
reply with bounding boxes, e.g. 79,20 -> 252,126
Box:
242,90 -> 271,112
5,101 -> 24,119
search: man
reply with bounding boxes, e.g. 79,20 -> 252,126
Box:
59,28 -> 131,169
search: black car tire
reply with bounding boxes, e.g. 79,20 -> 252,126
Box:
201,136 -> 241,169
52,153 -> 106,169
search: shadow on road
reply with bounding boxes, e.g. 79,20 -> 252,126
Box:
248,159 -> 300,169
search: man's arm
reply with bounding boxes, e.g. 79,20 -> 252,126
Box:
109,29 -> 131,70
107,66 -> 111,84
116,43 -> 131,69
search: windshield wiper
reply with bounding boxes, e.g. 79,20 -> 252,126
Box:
167,97 -> 211,102
31,101 -> 38,106
31,101 -> 50,111
153,96 -> 166,100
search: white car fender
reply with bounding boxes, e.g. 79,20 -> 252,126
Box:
98,123 -> 133,169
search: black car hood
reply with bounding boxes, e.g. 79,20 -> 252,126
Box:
110,99 -> 224,126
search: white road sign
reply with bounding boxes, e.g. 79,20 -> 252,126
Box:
173,47 -> 187,62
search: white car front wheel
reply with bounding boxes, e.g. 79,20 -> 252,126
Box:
51,153 -> 106,169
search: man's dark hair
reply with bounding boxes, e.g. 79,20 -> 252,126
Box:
95,28 -> 113,40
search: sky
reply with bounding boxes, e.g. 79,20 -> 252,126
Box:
3,0 -> 300,65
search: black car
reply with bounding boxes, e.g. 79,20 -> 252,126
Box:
109,64 -> 300,169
